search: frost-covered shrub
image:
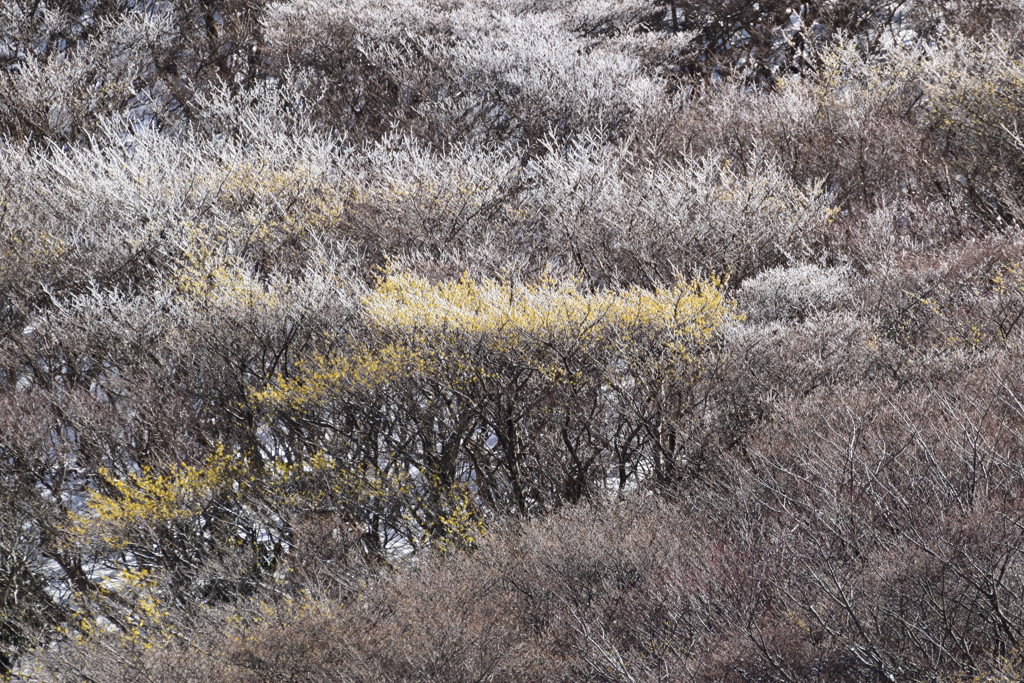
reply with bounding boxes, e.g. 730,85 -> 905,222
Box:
739,264 -> 852,322
725,310 -> 873,404
527,140 -> 837,282
263,0 -> 672,146
906,0 -> 1024,40
0,15 -> 154,142
0,0 -> 268,139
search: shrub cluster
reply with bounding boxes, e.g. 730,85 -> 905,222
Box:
6,0 -> 1024,681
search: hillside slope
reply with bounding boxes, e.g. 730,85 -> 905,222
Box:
5,1 -> 1024,680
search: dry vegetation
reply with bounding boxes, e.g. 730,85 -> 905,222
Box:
5,0 -> 1024,680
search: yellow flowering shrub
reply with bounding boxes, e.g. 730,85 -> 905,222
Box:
71,444 -> 241,552
257,342 -> 426,409
258,270 -> 739,410
73,435 -> 485,568
252,270 -> 740,518
105,568 -> 177,651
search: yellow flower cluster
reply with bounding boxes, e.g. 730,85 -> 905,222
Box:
211,163 -> 347,237
108,568 -> 177,650
174,251 -> 286,312
256,343 -> 425,409
423,479 -> 486,552
72,444 -> 238,550
364,270 -> 737,344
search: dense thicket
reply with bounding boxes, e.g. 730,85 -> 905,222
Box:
5,1 -> 1024,681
